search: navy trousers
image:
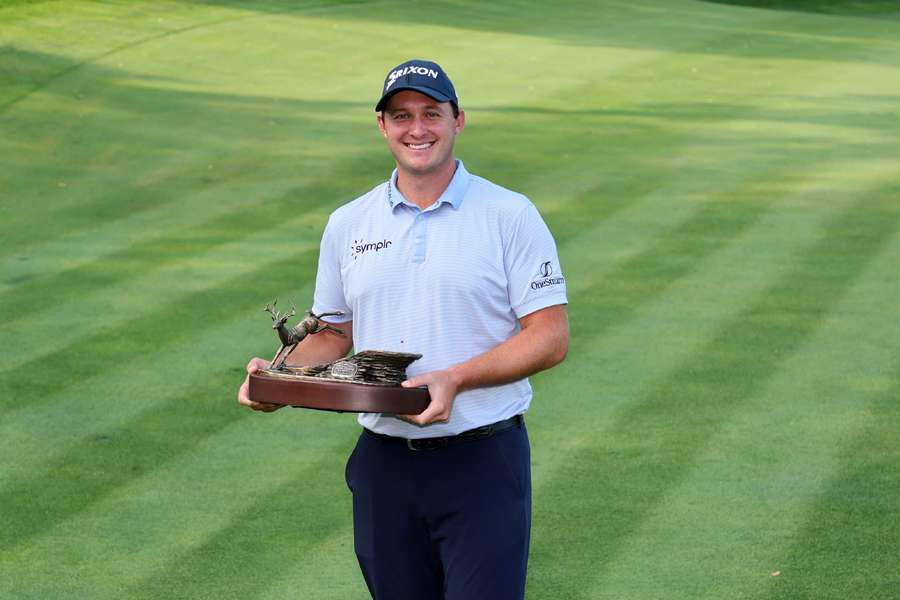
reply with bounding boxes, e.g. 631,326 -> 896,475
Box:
345,423 -> 531,600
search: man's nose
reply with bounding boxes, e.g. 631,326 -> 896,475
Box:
409,115 -> 428,136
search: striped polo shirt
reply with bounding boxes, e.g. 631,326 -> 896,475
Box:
312,161 -> 568,438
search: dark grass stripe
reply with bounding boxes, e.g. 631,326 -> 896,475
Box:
762,369 -> 900,600
123,436 -> 357,600
528,189 -> 900,599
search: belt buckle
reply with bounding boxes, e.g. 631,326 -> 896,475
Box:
407,437 -> 448,451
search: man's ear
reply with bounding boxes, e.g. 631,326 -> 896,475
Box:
376,113 -> 387,138
454,109 -> 465,135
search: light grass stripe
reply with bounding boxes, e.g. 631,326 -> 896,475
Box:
582,215 -> 900,599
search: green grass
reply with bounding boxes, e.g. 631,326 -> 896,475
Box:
2,1 -> 899,598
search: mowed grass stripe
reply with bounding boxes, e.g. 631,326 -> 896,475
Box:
527,188 -> 900,599
0,412 -> 360,598
580,221 -> 900,598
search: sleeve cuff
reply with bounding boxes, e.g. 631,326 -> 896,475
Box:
512,294 -> 568,319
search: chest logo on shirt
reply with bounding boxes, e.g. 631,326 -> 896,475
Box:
531,261 -> 566,290
351,238 -> 393,260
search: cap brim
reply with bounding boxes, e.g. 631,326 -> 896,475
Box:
375,86 -> 454,112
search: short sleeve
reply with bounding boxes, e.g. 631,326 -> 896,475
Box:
504,202 -> 568,318
311,215 -> 353,321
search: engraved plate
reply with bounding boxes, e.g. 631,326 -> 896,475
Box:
331,360 -> 358,380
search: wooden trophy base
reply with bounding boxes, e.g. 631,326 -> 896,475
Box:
249,372 -> 431,414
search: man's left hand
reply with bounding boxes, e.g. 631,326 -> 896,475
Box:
399,369 -> 461,426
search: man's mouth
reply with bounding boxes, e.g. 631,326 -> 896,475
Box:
405,142 -> 434,150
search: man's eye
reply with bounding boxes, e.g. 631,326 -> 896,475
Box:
426,112 -> 441,118
393,113 -> 409,120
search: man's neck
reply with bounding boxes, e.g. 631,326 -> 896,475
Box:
395,160 -> 458,210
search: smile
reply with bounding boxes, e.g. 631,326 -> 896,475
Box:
405,142 -> 435,150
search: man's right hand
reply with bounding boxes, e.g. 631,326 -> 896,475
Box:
237,357 -> 283,412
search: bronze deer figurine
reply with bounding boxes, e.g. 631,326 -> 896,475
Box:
264,300 -> 345,369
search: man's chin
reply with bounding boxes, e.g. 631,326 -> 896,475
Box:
395,156 -> 455,178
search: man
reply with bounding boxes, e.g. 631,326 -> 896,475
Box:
238,59 -> 569,599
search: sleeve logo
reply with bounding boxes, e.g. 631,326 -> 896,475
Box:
531,261 -> 566,290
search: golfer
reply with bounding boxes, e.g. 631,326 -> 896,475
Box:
238,59 -> 569,599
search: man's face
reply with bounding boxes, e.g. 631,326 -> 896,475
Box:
377,90 -> 465,178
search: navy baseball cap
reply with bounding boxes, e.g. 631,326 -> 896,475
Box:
375,59 -> 458,112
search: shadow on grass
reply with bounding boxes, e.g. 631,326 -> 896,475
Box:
703,0 -> 900,18
468,92 -> 900,133
197,0 -> 900,65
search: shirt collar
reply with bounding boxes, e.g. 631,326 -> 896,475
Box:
387,160 -> 470,211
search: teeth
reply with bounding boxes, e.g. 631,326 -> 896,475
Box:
407,143 -> 433,149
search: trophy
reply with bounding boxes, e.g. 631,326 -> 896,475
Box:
248,301 -> 431,414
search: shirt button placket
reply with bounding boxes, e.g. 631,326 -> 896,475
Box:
411,212 -> 427,263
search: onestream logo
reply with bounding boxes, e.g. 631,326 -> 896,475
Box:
531,261 -> 565,290
351,238 -> 393,260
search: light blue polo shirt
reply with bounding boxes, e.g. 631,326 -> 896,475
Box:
312,161 -> 568,438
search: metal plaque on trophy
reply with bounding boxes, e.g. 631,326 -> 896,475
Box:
247,301 -> 430,414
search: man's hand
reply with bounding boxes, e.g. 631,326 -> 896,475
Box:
237,357 -> 283,413
399,369 -> 461,426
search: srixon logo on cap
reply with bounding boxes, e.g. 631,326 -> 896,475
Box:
385,65 -> 440,90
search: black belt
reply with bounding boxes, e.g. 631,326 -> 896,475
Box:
364,414 -> 524,451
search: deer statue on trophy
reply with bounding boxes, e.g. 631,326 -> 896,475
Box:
263,300 -> 345,370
